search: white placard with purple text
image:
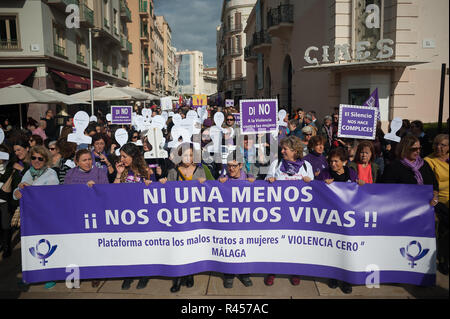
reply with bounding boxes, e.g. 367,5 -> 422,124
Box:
337,104 -> 378,140
240,99 -> 278,134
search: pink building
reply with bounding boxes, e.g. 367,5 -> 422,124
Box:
244,0 -> 449,127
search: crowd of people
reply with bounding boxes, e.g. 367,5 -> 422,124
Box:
0,103 -> 448,294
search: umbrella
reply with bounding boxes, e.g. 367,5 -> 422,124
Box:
69,85 -> 149,102
0,84 -> 61,128
123,86 -> 159,100
41,89 -> 90,105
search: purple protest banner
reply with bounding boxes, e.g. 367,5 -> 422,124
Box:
232,113 -> 241,125
20,180 -> 435,286
338,104 -> 378,140
363,88 -> 380,120
240,99 -> 278,134
111,106 -> 132,125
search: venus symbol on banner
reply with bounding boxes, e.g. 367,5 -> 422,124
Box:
67,111 -> 92,145
0,128 -> 9,160
114,128 -> 129,156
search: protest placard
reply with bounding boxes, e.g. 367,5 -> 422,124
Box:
240,99 -> 278,134
111,106 -> 132,125
338,104 -> 378,140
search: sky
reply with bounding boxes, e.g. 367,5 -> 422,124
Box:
153,0 -> 222,68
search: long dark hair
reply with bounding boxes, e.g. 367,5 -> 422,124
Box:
119,143 -> 149,182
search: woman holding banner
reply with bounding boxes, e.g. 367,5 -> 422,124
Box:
0,139 -> 30,259
265,136 -> 314,287
425,134 -> 449,275
348,141 -> 380,184
218,150 -> 255,288
316,147 -> 358,294
303,135 -> 329,177
160,142 -> 207,293
114,143 -> 154,290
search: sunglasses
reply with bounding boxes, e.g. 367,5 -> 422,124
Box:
31,155 -> 44,162
49,147 -> 56,151
132,136 -> 139,139
304,133 -> 312,136
410,147 -> 421,152
226,119 -> 235,122
29,139 -> 34,142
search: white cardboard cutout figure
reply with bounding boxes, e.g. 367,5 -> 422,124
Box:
384,117 -> 402,142
114,128 -> 129,156
67,111 -> 92,145
0,128 -> 9,160
167,114 -> 191,149
141,108 -> 152,131
208,112 -> 225,153
89,115 -> 97,122
106,113 -> 112,122
144,115 -> 168,159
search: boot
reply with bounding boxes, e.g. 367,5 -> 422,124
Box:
185,275 -> 194,288
170,277 -> 182,293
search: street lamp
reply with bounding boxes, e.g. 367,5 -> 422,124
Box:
88,27 -> 101,116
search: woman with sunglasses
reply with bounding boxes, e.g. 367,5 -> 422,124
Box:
0,139 -> 30,259
13,146 -> 59,289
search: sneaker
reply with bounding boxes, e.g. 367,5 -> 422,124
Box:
328,279 -> 339,289
340,281 -> 353,294
290,276 -> 300,286
238,275 -> 253,287
264,274 -> 275,286
223,277 -> 234,288
121,278 -> 133,290
44,281 -> 56,289
137,278 -> 149,289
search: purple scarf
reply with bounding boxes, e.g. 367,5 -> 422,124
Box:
400,157 -> 424,185
280,159 -> 305,176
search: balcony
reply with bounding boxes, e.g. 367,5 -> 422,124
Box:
103,65 -> 110,74
244,44 -> 257,63
252,30 -> 271,54
139,0 -> 149,16
267,3 -> 294,40
53,44 -> 67,58
0,40 -> 20,50
80,3 -> 94,27
47,0 -> 79,11
224,24 -> 243,34
76,53 -> 86,65
92,60 -> 99,70
120,0 -> 132,22
112,68 -> 118,77
225,47 -> 243,57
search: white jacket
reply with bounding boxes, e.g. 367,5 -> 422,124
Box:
265,159 -> 315,181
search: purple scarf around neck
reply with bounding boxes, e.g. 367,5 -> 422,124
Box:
280,159 -> 305,176
400,157 -> 424,185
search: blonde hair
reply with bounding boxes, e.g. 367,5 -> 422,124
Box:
28,145 -> 52,168
280,136 -> 303,160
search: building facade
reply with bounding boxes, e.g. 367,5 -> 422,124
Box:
217,0 -> 257,106
156,15 -> 177,96
244,0 -> 449,126
176,50 -> 204,96
0,0 -> 131,121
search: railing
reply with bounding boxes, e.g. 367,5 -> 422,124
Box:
226,47 -> 242,56
54,43 -> 66,57
81,4 -> 94,25
224,24 -> 243,33
253,30 -> 271,46
77,53 -> 85,64
268,3 -> 294,29
244,45 -> 257,60
0,40 -> 20,50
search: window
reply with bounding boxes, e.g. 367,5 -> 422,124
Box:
0,15 -> 19,50
76,36 -> 86,64
53,23 -> 66,57
348,88 -> 370,105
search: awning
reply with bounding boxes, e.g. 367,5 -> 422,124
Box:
0,68 -> 35,88
300,60 -> 430,72
50,70 -> 107,90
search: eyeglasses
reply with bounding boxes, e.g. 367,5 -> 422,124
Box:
132,135 -> 139,139
31,155 -> 44,162
29,139 -> 34,142
227,164 -> 240,169
410,147 -> 421,152
304,133 -> 312,136
49,147 -> 56,151
226,119 -> 235,122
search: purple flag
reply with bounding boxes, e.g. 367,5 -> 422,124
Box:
363,89 -> 380,119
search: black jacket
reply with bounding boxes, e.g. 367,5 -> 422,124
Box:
381,159 -> 438,191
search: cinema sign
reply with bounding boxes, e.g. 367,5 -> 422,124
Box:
304,3 -> 394,65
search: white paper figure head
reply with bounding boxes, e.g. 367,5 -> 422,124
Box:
384,117 -> 402,142
278,110 -> 287,127
114,128 -> 129,156
214,112 -> 224,128
106,113 -> 112,122
73,111 -> 90,133
151,115 -> 166,130
0,128 -> 8,160
90,115 -> 98,123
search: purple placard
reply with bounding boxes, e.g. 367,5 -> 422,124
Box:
111,106 -> 132,125
232,113 -> 240,125
338,104 -> 378,140
240,99 -> 278,134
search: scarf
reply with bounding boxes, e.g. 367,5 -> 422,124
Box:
280,159 -> 305,176
400,157 -> 424,185
324,125 -> 333,146
29,166 -> 47,181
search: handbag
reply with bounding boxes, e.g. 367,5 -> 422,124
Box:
0,172 -> 14,193
11,206 -> 20,228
